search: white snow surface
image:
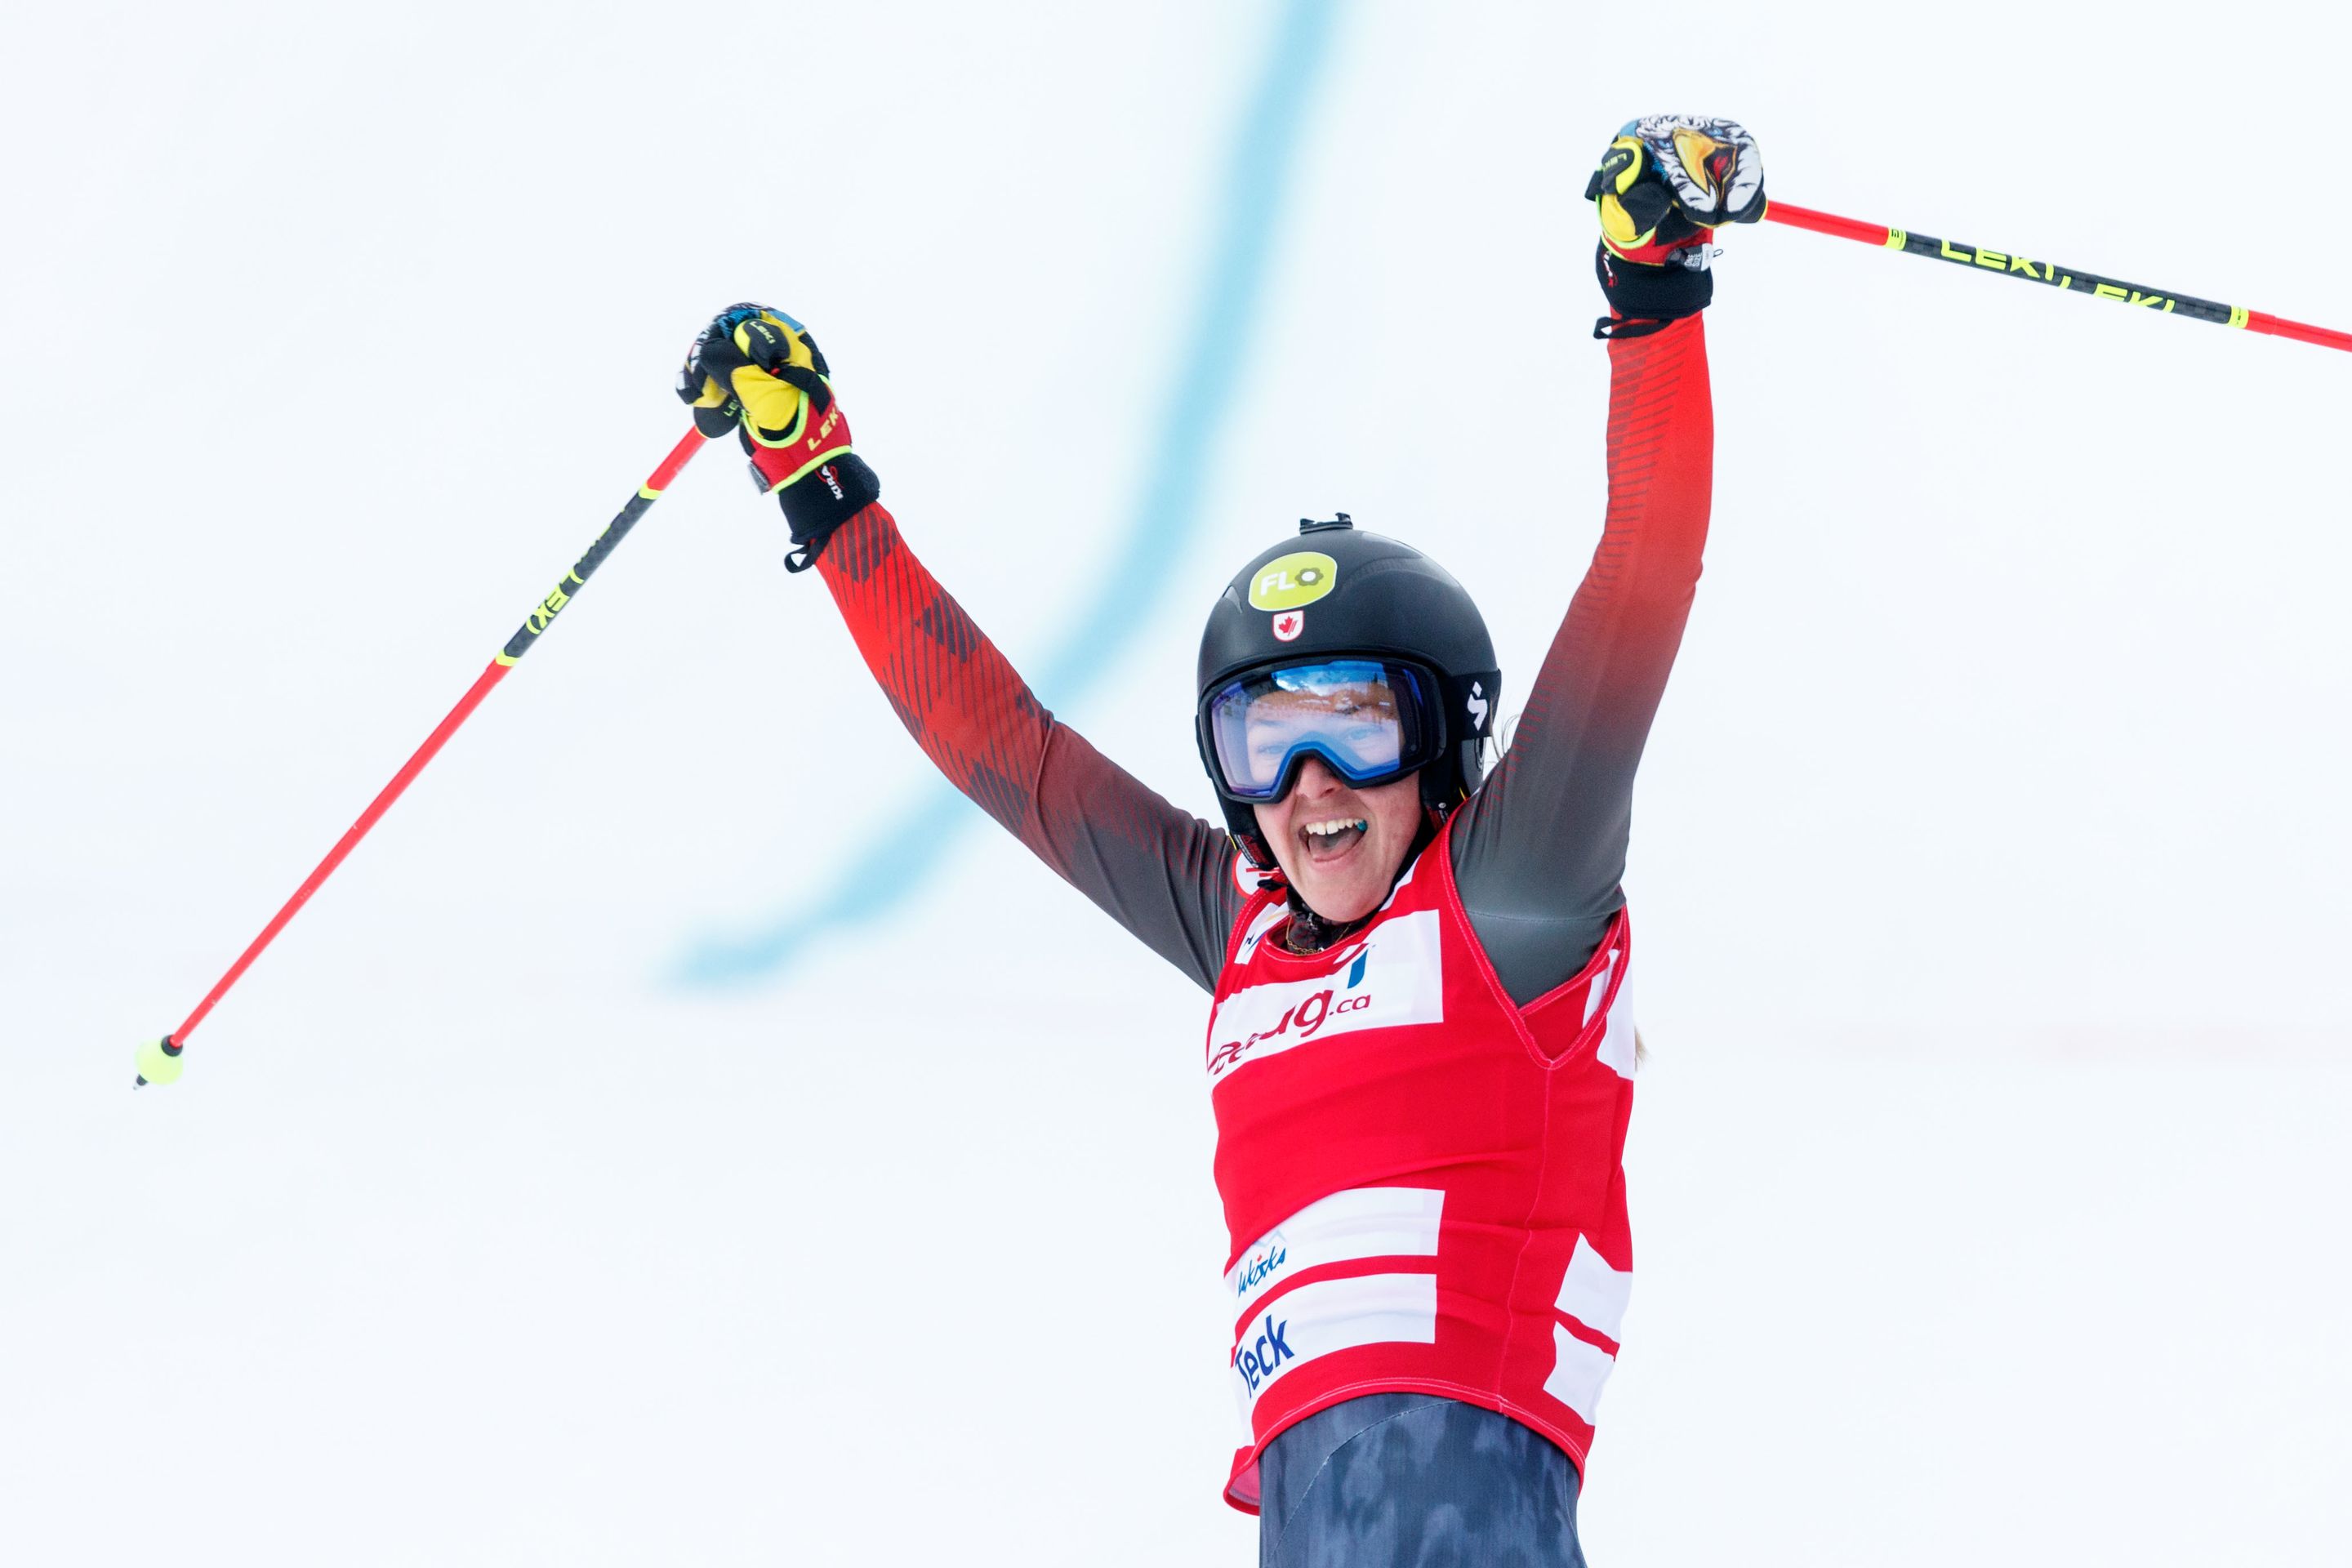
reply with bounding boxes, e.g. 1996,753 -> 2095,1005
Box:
5,2 -> 2350,1564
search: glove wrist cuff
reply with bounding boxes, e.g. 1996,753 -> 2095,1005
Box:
778,452 -> 881,569
1592,240 -> 1712,338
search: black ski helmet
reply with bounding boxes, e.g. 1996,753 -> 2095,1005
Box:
1196,514 -> 1501,870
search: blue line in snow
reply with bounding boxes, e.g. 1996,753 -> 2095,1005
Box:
673,0 -> 1340,987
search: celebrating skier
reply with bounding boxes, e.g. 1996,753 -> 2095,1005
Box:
678,114 -> 1764,1565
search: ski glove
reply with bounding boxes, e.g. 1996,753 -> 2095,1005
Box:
1585,115 -> 1766,338
677,303 -> 878,567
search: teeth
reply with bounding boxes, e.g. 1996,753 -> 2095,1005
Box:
1303,819 -> 1366,838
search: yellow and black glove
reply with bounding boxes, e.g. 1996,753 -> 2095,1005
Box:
677,304 -> 878,568
1585,116 -> 1766,338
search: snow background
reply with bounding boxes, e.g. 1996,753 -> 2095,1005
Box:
5,1 -> 2349,1562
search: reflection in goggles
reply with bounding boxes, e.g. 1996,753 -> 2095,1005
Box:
1207,661 -> 1419,800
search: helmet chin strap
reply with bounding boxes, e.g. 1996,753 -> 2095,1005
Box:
1276,800 -> 1448,955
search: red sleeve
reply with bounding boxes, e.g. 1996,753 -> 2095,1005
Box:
1450,311 -> 1713,1002
814,504 -> 1243,991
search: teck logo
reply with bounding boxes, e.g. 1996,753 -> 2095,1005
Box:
1232,1312 -> 1295,1394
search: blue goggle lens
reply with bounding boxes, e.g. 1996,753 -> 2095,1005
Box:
1205,660 -> 1434,802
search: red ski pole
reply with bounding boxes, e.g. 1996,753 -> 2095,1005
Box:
135,427 -> 710,1087
1764,199 -> 2352,354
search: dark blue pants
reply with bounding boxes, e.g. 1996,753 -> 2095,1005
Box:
1256,1395 -> 1588,1568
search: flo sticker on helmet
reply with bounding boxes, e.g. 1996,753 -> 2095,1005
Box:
1248,551 -> 1339,612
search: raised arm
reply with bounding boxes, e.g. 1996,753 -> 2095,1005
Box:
673,305 -> 1242,990
1450,117 -> 1758,1004
813,503 -> 1243,989
1450,314 -> 1712,1001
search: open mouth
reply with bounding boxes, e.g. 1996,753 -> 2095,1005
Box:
1299,817 -> 1367,863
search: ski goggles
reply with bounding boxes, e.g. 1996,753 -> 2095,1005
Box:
1199,659 -> 1444,804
